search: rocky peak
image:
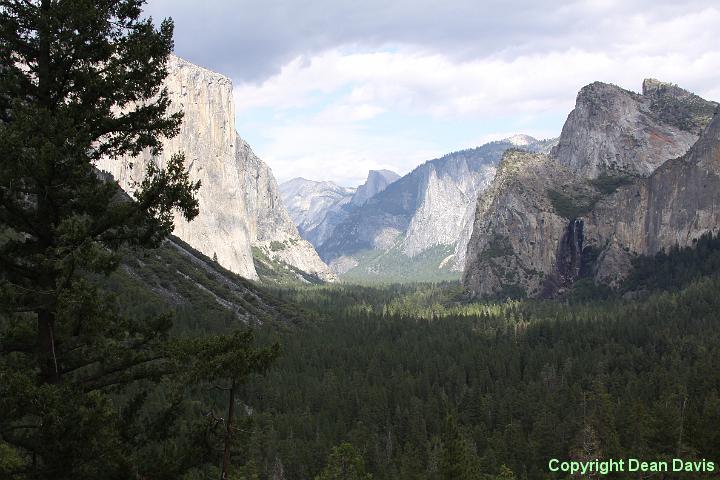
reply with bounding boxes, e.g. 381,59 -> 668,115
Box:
642,78 -> 718,136
551,80 -> 714,179
463,79 -> 720,299
642,78 -> 690,98
99,54 -> 258,279
685,111 -> 720,169
100,55 -> 336,283
239,137 -> 338,283
350,169 -> 400,206
504,134 -> 539,146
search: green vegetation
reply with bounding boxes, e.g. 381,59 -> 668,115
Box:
270,240 -> 288,252
0,3 -> 275,478
550,174 -> 636,220
567,232 -> 720,301
340,243 -> 460,284
114,238 -> 312,330
2,4 -> 719,480
479,234 -> 514,260
238,275 -> 720,479
547,188 -> 598,219
589,174 -> 635,194
648,88 -> 718,134
315,443 -> 373,480
623,232 -> 720,292
253,246 -> 325,286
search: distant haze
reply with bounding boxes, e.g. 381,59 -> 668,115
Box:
145,0 -> 720,186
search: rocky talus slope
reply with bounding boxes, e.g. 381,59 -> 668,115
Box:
464,80 -> 719,298
99,55 -> 334,282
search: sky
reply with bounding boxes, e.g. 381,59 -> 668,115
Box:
144,0 -> 720,187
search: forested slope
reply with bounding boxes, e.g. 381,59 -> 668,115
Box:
230,239 -> 720,479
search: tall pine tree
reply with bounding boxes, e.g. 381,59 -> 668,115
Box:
0,1 -> 207,477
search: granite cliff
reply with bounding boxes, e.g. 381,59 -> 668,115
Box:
239,137 -> 337,282
552,79 -> 714,178
99,55 -> 334,283
464,80 -> 718,298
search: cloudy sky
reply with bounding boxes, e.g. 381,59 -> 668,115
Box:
145,0 -> 720,186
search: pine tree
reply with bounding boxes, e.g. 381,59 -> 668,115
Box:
439,415 -> 481,480
0,1 -> 202,477
180,330 -> 279,480
315,443 -> 373,480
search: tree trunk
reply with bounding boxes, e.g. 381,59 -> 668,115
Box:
35,0 -> 59,385
38,308 -> 59,383
221,379 -> 236,480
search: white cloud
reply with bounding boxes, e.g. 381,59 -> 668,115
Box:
253,121 -> 446,187
231,6 -> 720,186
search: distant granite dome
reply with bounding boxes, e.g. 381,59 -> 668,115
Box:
279,178 -> 355,237
350,170 -> 400,206
504,134 -> 538,146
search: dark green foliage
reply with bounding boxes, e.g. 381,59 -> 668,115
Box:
439,415 -> 481,480
316,443 -> 373,480
230,275 -> 720,479
647,86 -> 718,134
622,232 -> 720,293
0,2 -> 277,478
547,188 -> 597,219
565,278 -> 613,302
269,240 -> 287,252
494,282 -> 527,300
589,174 -> 635,194
253,246 -> 325,286
340,244 -> 460,284
479,234 -> 514,260
566,232 -> 720,301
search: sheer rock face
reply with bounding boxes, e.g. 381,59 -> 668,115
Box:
551,81 -> 713,179
239,137 -> 338,282
99,55 -> 257,279
402,155 -> 496,262
463,151 -> 586,297
588,113 -> 720,281
464,80 -> 719,298
99,55 -> 334,282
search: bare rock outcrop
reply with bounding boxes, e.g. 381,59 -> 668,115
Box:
552,80 -> 713,178
239,137 -> 337,282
